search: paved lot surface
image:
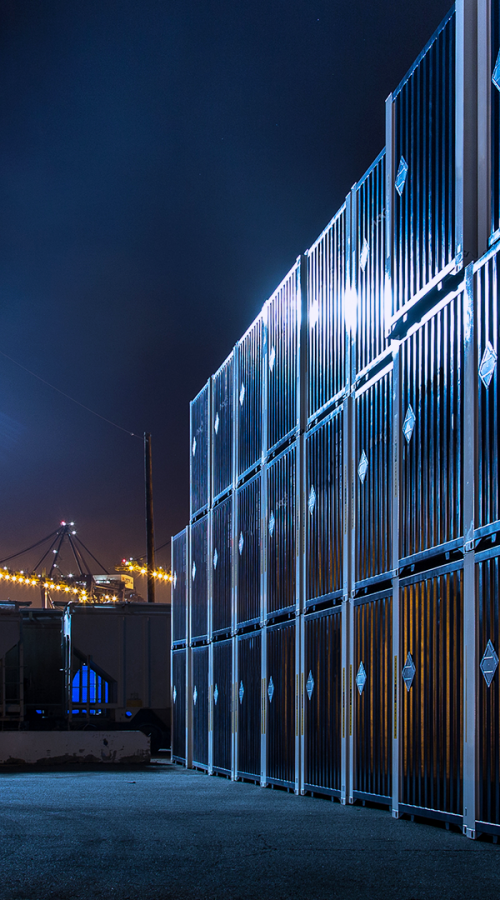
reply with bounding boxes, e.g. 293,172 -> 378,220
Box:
0,761 -> 498,900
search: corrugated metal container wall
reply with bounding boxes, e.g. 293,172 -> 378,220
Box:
237,631 -> 261,779
476,549 -> 500,832
307,206 -> 346,421
212,353 -> 234,501
0,611 -> 22,721
303,608 -> 342,796
171,528 -> 187,644
355,366 -> 392,587
475,248 -> 500,535
211,497 -> 232,635
392,8 -> 456,316
236,315 -> 263,480
491,2 -> 500,243
399,292 -> 463,562
354,151 -> 388,374
192,645 -> 209,768
305,408 -> 343,606
400,564 -> 463,819
212,638 -> 232,774
236,473 -> 261,628
172,648 -> 186,762
266,444 -> 297,618
22,613 -> 65,715
266,620 -> 296,787
190,382 -> 210,519
353,593 -> 392,803
190,515 -> 209,641
266,261 -> 301,453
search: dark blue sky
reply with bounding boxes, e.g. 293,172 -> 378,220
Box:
0,0 -> 452,575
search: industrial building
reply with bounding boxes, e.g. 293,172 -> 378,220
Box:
0,601 -> 171,762
171,0 -> 500,840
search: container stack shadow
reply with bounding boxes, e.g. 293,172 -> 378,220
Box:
171,2 -> 500,841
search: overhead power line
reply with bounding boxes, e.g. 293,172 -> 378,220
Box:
0,348 -> 142,439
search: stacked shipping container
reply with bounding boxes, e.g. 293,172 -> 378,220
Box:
172,1 -> 500,839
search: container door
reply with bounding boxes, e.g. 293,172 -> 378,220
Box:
237,631 -> 261,780
266,620 -> 296,788
303,608 -> 342,797
172,648 -> 187,763
190,516 -> 209,641
192,645 -> 209,768
172,529 -> 188,645
400,565 -> 463,822
353,592 -> 392,804
476,551 -> 500,832
212,639 -> 232,774
212,497 -> 232,636
236,474 -> 261,628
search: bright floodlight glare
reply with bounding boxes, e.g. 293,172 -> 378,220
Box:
344,285 -> 358,334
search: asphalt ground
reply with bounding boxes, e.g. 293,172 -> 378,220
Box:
0,760 -> 499,900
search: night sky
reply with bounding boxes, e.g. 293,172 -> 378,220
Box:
0,0 -> 452,589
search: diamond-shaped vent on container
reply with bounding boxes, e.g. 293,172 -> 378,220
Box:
239,383 -> 245,406
402,652 -> 416,691
480,639 -> 499,687
493,49 -> 500,92
214,412 -> 219,434
213,684 -> 219,705
308,486 -> 316,514
173,571 -> 177,589
269,346 -> 276,372
356,662 -> 367,695
192,436 -> 197,457
479,341 -> 497,389
213,548 -> 218,570
191,561 -> 196,582
268,511 -> 275,537
238,532 -> 244,556
267,676 -> 274,703
403,404 -> 416,444
358,451 -> 368,483
238,681 -> 244,704
395,156 -> 408,196
172,686 -> 177,704
193,686 -> 198,706
360,238 -> 369,272
306,671 -> 314,700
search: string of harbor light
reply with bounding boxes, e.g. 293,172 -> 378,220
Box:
0,568 -> 99,601
0,560 -> 173,603
0,562 -> 172,602
120,559 -> 173,582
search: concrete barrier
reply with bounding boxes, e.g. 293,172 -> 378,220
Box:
0,731 -> 150,765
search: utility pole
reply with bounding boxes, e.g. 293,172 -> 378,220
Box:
144,432 -> 155,603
